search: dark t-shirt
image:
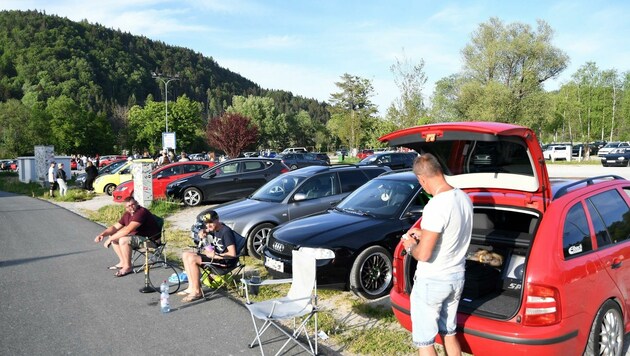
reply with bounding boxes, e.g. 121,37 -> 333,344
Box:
206,224 -> 236,254
118,206 -> 160,241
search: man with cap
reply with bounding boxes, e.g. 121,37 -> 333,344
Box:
178,210 -> 237,302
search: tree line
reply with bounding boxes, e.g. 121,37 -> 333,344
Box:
0,11 -> 628,159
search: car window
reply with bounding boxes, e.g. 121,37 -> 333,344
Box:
295,173 -> 336,199
183,164 -> 205,174
215,162 -> 239,176
562,203 -> 593,259
252,175 -> 305,202
586,189 -> 630,246
363,168 -> 388,179
337,178 -> 419,218
158,165 -> 181,177
339,170 -> 370,192
243,161 -> 264,172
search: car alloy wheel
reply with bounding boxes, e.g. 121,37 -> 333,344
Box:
349,245 -> 393,299
248,223 -> 274,259
105,184 -> 116,196
585,300 -> 623,356
183,187 -> 202,207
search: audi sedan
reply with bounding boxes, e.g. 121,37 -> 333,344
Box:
166,157 -> 290,206
263,171 -> 427,299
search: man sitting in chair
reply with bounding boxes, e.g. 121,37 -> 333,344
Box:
94,197 -> 161,277
179,210 -> 237,302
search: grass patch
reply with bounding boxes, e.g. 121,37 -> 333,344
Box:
0,172 -> 49,197
340,327 -> 416,355
351,302 -> 397,323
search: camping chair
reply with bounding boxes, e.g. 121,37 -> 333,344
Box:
242,248 -> 325,356
132,215 -> 166,273
198,231 -> 247,299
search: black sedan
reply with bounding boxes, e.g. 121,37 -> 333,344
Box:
357,151 -> 417,170
263,171 -> 427,299
601,148 -> 630,167
276,153 -> 328,170
166,157 -> 290,206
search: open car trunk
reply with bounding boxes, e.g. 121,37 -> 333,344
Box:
403,206 -> 539,319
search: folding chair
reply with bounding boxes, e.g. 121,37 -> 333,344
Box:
198,231 -> 247,299
132,215 -> 166,273
242,248 -> 325,356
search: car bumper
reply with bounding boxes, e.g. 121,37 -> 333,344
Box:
601,159 -> 627,166
390,289 -> 583,355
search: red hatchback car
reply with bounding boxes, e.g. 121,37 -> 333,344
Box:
356,149 -> 374,160
383,122 -> 630,355
112,161 -> 215,202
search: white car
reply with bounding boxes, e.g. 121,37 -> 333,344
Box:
597,141 -> 630,157
543,144 -> 571,161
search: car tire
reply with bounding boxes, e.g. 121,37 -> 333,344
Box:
183,187 -> 202,207
248,223 -> 275,259
349,245 -> 393,300
290,164 -> 298,170
585,300 -> 623,356
104,184 -> 116,196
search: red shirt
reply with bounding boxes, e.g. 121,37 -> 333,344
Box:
118,206 -> 160,240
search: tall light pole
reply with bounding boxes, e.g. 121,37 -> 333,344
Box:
151,71 -> 180,132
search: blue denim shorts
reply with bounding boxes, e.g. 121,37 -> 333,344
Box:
410,272 -> 465,347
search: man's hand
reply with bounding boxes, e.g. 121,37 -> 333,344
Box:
94,235 -> 104,243
104,239 -> 112,248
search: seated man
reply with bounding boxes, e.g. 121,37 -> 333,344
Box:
94,197 -> 161,277
179,210 -> 237,302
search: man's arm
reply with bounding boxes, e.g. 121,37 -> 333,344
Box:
94,222 -> 123,243
402,228 -> 439,262
104,221 -> 141,247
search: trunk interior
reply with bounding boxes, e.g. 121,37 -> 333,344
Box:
404,206 -> 539,320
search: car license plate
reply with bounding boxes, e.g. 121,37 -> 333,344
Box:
264,257 -> 284,273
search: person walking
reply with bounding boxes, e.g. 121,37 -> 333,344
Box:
402,153 -> 473,356
56,163 -> 68,197
48,161 -> 57,198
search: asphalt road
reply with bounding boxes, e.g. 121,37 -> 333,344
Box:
0,191 -> 321,356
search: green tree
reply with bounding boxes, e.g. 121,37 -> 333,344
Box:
386,52 -> 428,128
327,73 -> 377,150
227,95 -> 283,149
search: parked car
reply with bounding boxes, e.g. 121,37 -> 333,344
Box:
381,121 -> 630,355
75,159 -> 127,189
571,143 -> 597,157
113,161 -> 215,202
195,164 -> 391,259
542,144 -> 571,160
263,170 -> 427,299
280,147 -> 307,154
70,159 -> 78,170
312,152 -> 330,165
99,155 -> 128,167
597,141 -> 630,157
600,147 -> 630,167
0,159 -> 15,171
356,149 -> 375,160
276,153 -> 328,170
93,159 -> 154,195
166,157 -> 290,207
357,152 -> 417,170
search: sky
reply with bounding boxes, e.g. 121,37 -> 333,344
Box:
2,0 -> 630,114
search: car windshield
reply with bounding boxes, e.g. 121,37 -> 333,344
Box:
359,155 -> 377,164
336,178 -> 419,218
250,174 -> 307,202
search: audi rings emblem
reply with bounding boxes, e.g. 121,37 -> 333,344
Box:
272,242 -> 285,252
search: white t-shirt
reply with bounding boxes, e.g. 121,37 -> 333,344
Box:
415,188 -> 473,278
48,166 -> 56,183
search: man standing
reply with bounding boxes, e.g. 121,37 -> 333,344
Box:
402,153 -> 473,356
94,197 -> 161,277
48,161 -> 57,198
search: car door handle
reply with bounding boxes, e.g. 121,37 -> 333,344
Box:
611,256 -> 624,269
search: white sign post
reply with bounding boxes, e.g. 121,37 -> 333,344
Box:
132,161 -> 153,207
162,132 -> 177,151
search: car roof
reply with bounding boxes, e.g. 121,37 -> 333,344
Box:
286,164 -> 389,176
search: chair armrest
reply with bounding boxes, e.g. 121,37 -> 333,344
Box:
242,278 -> 292,287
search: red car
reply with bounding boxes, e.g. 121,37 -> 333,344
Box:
112,161 -> 215,202
383,122 -> 630,355
99,155 -> 127,167
356,149 -> 374,160
70,159 -> 78,170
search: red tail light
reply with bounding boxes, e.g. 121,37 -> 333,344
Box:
280,167 -> 289,174
523,283 -> 561,326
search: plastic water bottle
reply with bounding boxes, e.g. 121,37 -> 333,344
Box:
160,280 -> 170,313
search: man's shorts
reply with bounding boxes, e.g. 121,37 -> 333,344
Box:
410,272 -> 465,347
129,235 -> 159,249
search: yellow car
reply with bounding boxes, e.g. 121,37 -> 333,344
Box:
93,159 -> 154,195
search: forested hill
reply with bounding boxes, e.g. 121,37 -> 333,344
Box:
0,10 -> 329,139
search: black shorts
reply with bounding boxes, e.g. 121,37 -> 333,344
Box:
50,181 -> 58,190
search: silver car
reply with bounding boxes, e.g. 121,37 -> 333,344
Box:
195,164 -> 390,258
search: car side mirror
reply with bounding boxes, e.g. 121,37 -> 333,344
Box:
404,206 -> 423,220
293,193 -> 307,201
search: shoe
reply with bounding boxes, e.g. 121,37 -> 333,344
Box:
114,269 -> 133,277
182,293 -> 203,303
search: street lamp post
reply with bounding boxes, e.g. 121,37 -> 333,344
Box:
151,72 -> 180,132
